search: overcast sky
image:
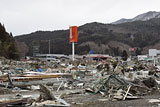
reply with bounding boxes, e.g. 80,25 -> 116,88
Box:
0,0 -> 160,36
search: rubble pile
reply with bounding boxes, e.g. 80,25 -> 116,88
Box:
0,56 -> 160,106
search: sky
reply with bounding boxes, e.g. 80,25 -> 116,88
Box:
0,0 -> 160,36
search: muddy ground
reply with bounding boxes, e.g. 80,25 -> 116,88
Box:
64,91 -> 160,107
0,87 -> 160,107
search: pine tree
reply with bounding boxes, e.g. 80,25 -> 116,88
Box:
0,23 -> 20,60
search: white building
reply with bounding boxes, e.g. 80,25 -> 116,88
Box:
149,49 -> 160,57
148,49 -> 160,65
137,55 -> 148,61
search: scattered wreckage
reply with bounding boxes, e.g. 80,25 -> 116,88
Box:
0,57 -> 160,106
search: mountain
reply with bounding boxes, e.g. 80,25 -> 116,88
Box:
0,23 -> 20,60
113,11 -> 160,24
15,17 -> 160,57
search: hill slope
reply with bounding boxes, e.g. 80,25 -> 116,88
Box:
15,18 -> 160,57
0,23 -> 19,59
113,11 -> 160,24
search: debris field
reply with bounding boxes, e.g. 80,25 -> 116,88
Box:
0,56 -> 160,107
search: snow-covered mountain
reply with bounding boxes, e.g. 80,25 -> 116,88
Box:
112,11 -> 160,24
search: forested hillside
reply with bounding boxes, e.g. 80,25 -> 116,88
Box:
0,23 -> 19,60
15,18 -> 160,56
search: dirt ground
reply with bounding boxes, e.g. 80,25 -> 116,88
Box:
0,87 -> 160,107
64,92 -> 160,107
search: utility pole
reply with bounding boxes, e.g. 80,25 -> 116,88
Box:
72,42 -> 75,61
49,40 -> 50,54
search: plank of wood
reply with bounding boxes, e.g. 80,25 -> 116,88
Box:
123,85 -> 131,101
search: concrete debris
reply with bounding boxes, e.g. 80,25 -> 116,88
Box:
39,84 -> 56,100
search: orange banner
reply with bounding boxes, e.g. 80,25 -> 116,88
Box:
69,26 -> 77,43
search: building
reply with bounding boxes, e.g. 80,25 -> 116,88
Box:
148,49 -> 160,65
35,54 -> 67,61
137,55 -> 148,61
149,49 -> 160,57
86,54 -> 111,60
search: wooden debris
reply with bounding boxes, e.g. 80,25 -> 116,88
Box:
57,81 -> 64,92
149,99 -> 160,103
0,98 -> 29,107
123,85 -> 131,100
98,99 -> 109,101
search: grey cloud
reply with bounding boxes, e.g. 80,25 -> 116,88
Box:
0,0 -> 160,36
